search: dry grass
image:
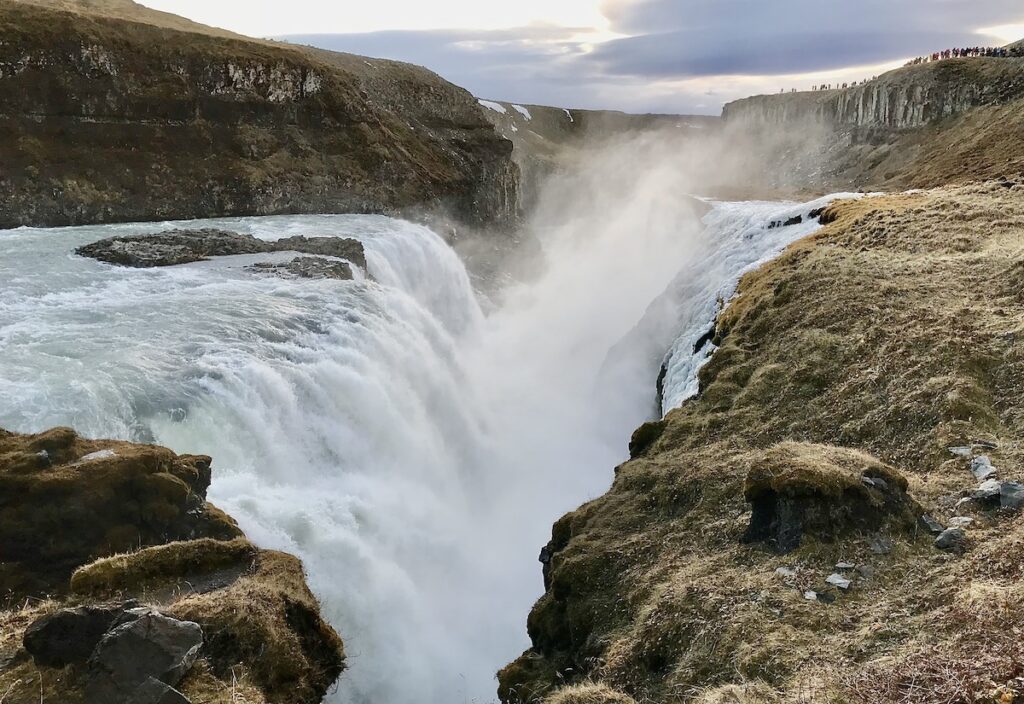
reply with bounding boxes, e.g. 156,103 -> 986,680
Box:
501,180 -> 1024,703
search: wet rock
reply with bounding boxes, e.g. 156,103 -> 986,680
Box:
783,215 -> 803,226
76,229 -> 269,267
77,231 -> 367,273
1001,482 -> 1024,510
808,207 -> 826,220
826,573 -> 852,590
935,527 -> 967,551
742,443 -> 921,554
249,256 -> 354,281
87,610 -> 202,702
272,236 -> 367,271
971,455 -> 998,481
23,601 -> 138,667
920,515 -> 945,534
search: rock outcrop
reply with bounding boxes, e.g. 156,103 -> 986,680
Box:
723,59 -> 1024,130
0,428 -> 344,704
76,229 -> 367,271
0,0 -> 519,231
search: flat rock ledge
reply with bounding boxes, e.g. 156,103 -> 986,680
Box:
76,229 -> 367,272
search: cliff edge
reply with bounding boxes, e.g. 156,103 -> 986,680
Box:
0,427 -> 345,704
0,0 -> 519,231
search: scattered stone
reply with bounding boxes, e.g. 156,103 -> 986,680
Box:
948,446 -> 973,458
920,515 -> 945,534
869,534 -> 894,555
835,562 -> 856,571
803,590 -> 817,601
973,479 -> 1003,501
23,601 -> 139,667
775,567 -> 797,578
935,527 -> 967,551
86,610 -> 203,702
826,573 -> 852,590
971,456 -> 998,481
948,516 -> 974,528
1001,482 -> 1024,511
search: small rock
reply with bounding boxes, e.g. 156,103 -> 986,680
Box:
869,534 -> 893,555
1001,482 -> 1024,511
775,567 -> 796,578
826,573 -> 852,590
970,456 -> 998,481
78,449 -> 118,463
920,515 -> 945,534
948,446 -> 973,458
856,564 -> 876,580
87,610 -> 203,701
803,590 -> 817,601
835,562 -> 856,571
935,527 -> 967,551
948,516 -> 974,528
974,479 -> 1003,501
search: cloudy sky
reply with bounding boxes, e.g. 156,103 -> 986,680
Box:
142,1 -> 1024,114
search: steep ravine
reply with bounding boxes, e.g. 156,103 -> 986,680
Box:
499,180 -> 1024,704
0,1 -> 519,231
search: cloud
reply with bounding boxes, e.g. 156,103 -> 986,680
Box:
285,1 -> 1024,114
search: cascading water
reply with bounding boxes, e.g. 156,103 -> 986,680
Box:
0,193 -> 850,703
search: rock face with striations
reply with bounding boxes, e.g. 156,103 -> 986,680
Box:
0,0 -> 519,231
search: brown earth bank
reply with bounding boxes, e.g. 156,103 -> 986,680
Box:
0,0 -> 519,232
499,180 -> 1024,704
0,427 -> 344,704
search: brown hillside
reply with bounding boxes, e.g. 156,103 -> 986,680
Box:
501,180 -> 1024,704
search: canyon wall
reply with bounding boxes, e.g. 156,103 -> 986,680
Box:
0,1 -> 519,230
723,58 -> 1024,130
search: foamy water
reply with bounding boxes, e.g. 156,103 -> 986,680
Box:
0,196 -> 847,703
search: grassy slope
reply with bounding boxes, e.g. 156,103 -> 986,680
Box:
501,181 -> 1024,703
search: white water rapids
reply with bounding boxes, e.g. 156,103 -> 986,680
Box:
0,195 -> 849,703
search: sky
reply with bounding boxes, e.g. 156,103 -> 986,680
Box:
141,1 -> 1024,114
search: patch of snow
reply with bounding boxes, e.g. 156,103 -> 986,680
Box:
564,108 -> 574,123
511,104 -> 532,120
510,124 -> 519,132
478,100 -> 507,115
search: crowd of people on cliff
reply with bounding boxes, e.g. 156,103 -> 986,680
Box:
905,46 -> 1016,65
778,44 -> 1019,94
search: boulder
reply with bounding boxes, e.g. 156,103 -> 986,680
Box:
970,455 -> 998,481
127,677 -> 191,704
920,515 -> 945,534
75,229 -> 268,267
1001,482 -> 1024,510
86,610 -> 202,702
973,479 -> 1003,501
742,443 -> 922,553
935,527 -> 967,551
23,601 -> 138,667
272,236 -> 367,271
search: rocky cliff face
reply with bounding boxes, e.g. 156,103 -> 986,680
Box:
0,1 -> 519,230
0,427 -> 345,704
723,58 -> 1024,130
